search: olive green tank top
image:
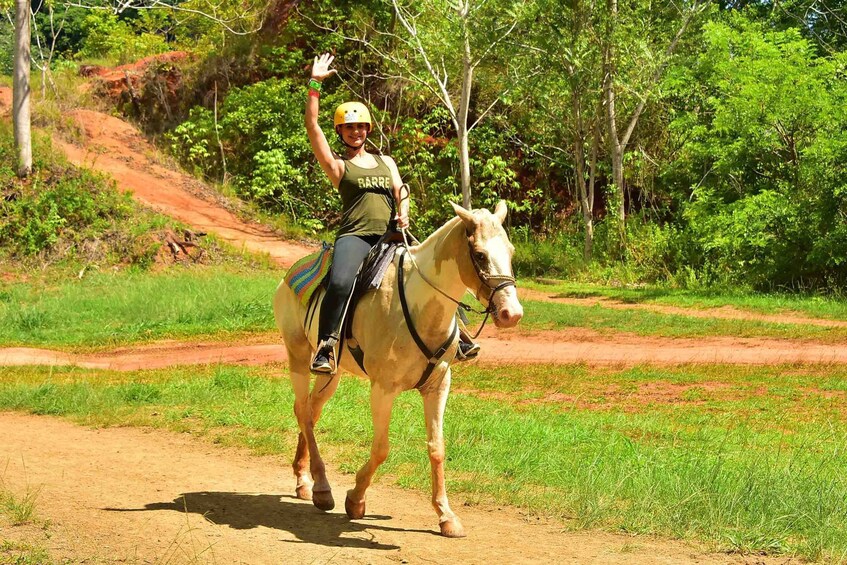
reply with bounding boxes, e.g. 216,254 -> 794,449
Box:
336,155 -> 394,238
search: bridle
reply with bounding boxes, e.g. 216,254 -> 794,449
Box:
400,227 -> 517,339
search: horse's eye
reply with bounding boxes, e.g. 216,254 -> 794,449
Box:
474,251 -> 487,264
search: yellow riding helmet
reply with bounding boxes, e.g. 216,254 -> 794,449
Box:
334,102 -> 372,130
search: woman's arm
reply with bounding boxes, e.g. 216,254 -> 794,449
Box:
383,155 -> 410,229
305,53 -> 344,187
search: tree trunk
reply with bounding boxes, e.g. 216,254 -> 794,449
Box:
603,0 -> 625,232
458,15 -> 473,209
13,0 -> 32,178
586,113 -> 600,260
571,86 -> 594,262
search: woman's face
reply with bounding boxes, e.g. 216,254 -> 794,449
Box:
339,122 -> 369,147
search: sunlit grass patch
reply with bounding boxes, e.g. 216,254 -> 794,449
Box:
523,279 -> 847,320
0,481 -> 41,526
509,299 -> 847,342
1,363 -> 846,560
0,539 -> 52,565
0,267 -> 281,349
6,267 -> 847,351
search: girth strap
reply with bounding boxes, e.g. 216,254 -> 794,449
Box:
398,250 -> 459,390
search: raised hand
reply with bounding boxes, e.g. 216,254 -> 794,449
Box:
311,53 -> 337,82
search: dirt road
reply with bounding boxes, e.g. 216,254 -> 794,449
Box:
2,326 -> 847,371
1,412 -> 790,565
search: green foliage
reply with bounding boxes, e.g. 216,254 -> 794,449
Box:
0,19 -> 12,75
0,124 -> 139,259
665,15 -> 847,289
78,11 -> 169,64
167,77 -> 342,230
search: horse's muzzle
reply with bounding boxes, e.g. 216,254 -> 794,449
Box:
493,290 -> 523,328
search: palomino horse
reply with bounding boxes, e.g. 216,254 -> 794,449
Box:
272,201 -> 523,537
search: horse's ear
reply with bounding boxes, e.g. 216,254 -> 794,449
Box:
450,201 -> 476,232
494,200 -> 508,224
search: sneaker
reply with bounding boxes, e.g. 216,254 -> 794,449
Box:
310,341 -> 336,374
455,340 -> 481,361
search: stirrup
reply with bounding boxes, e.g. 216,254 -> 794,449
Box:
310,338 -> 338,375
455,340 -> 480,361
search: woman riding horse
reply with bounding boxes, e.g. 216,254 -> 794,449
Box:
306,52 -> 478,374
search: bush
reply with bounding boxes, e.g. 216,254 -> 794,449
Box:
0,124 -> 155,267
79,11 -> 169,65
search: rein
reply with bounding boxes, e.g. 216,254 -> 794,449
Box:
399,228 -> 517,339
397,250 -> 459,389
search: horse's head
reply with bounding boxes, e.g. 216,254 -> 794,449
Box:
451,200 -> 524,329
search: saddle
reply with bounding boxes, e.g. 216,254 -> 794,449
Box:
342,228 -> 408,374
285,228 -> 411,375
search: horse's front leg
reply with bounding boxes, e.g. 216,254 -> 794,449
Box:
422,367 -> 466,537
292,371 -> 340,502
345,384 -> 397,519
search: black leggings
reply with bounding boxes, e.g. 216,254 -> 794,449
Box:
318,234 -> 380,342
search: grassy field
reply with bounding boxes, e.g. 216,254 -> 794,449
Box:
4,267 -> 847,349
1,363 -> 846,562
523,279 -> 847,319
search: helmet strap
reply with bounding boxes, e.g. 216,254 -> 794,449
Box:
336,127 -> 369,150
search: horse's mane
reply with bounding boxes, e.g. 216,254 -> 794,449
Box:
410,216 -> 463,254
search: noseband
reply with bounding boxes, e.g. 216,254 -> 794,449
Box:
467,240 -> 517,316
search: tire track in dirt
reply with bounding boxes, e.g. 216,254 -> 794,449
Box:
0,412 -> 790,565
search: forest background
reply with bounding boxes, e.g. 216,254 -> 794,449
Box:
1,0 -> 846,292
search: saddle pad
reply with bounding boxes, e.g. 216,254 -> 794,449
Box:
284,242 -> 333,307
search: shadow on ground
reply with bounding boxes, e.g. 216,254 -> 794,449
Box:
106,491 -> 438,550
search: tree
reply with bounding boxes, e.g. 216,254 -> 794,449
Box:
602,0 -> 708,234
7,0 -> 265,181
666,16 -> 847,287
327,0 -> 523,208
510,0 -> 605,259
13,0 -> 31,178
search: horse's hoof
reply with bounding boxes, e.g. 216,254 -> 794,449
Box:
312,489 -> 335,511
345,490 -> 366,519
439,517 -> 466,538
295,484 -> 313,501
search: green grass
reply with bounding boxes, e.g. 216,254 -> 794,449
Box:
0,266 -> 281,349
1,363 -> 846,561
509,299 -> 847,342
0,478 -> 51,565
6,268 -> 847,350
524,279 -> 847,320
0,539 -> 52,565
0,481 -> 41,526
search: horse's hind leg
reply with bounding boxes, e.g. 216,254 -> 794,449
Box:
345,385 -> 397,519
423,369 -> 465,537
291,370 -> 340,502
290,349 -> 336,511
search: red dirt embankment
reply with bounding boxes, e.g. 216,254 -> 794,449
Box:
0,86 -> 316,268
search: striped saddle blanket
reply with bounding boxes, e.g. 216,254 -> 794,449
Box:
284,242 -> 333,306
